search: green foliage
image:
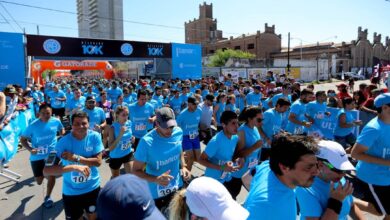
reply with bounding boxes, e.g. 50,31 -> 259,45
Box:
208,49 -> 255,67
41,69 -> 56,80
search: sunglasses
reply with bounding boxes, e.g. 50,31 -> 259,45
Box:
256,118 -> 263,123
322,161 -> 347,174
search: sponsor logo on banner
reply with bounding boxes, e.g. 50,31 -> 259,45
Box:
176,48 -> 194,57
121,43 -> 133,56
43,39 -> 61,54
81,41 -> 104,55
53,61 -> 97,68
147,44 -> 164,56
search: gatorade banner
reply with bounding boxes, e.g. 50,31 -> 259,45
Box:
0,32 -> 26,90
172,43 -> 202,79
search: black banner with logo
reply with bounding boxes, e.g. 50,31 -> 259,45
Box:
26,35 -> 172,58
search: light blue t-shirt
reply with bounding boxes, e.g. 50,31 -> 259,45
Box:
244,161 -> 297,220
296,177 -> 353,220
134,127 -> 183,199
49,91 -> 66,109
66,96 -> 86,112
225,103 -> 237,113
128,102 -> 155,138
271,93 -> 291,107
286,100 -> 307,134
55,130 -> 103,196
109,121 -> 133,158
152,95 -> 164,109
356,117 -> 390,185
107,87 -> 123,103
262,108 -> 283,146
334,109 -> 355,137
232,124 -> 261,178
246,92 -> 262,107
177,108 -> 202,136
215,103 -> 226,126
306,101 -> 328,129
21,117 -> 64,161
82,107 -> 106,130
203,131 -> 239,183
169,96 -> 183,115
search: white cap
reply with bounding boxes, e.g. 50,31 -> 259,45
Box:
317,140 -> 355,171
185,177 -> 249,220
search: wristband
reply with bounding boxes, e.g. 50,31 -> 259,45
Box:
75,155 -> 81,163
221,164 -> 225,171
327,198 -> 342,215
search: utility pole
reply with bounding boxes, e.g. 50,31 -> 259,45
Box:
287,32 -> 290,75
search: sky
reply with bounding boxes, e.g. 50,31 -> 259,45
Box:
0,0 -> 390,48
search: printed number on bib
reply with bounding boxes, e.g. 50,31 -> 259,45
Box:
37,146 -> 48,155
135,123 -> 146,131
71,172 -> 91,184
189,131 -> 199,139
120,140 -> 132,150
157,180 -> 179,197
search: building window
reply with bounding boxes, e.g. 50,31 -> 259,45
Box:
234,46 -> 241,50
247,44 -> 255,49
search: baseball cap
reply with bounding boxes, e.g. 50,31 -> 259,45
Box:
374,92 -> 390,108
185,177 -> 249,220
316,140 -> 355,171
97,174 -> 165,220
156,107 -> 177,128
86,96 -> 96,102
187,96 -> 199,105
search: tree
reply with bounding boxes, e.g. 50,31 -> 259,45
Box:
208,49 -> 255,67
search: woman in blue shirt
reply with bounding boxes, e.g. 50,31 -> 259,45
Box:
213,93 -> 227,131
108,106 -> 134,178
225,94 -> 239,114
334,97 -> 362,152
231,106 -> 263,199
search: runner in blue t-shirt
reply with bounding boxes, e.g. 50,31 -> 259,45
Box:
133,107 -> 190,210
128,90 -> 156,151
213,93 -> 227,130
108,106 -> 134,178
198,110 -> 244,200
351,93 -> 390,218
176,96 -> 202,172
334,97 -> 362,152
20,104 -> 65,208
296,140 -> 361,220
286,88 -> 314,134
82,96 -> 106,132
168,90 -> 184,116
48,85 -> 66,119
43,111 -> 104,220
242,133 -> 319,220
246,85 -> 262,107
306,91 -> 331,138
231,107 -> 263,199
65,88 -> 85,117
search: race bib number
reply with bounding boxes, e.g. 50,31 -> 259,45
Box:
248,158 -> 259,169
120,140 -> 132,151
105,112 -> 110,118
157,179 -> 179,197
189,130 -> 199,139
36,146 -> 48,155
71,171 -> 91,184
135,123 -> 146,131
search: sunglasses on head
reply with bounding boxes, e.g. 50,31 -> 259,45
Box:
322,161 -> 347,174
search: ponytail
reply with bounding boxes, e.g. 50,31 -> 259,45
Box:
168,189 -> 189,220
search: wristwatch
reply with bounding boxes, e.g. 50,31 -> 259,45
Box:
75,155 -> 80,163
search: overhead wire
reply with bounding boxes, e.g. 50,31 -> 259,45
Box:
0,1 -> 23,31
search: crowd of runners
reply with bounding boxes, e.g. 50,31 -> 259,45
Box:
0,72 -> 389,220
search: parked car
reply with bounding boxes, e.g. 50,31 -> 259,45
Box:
344,72 -> 365,80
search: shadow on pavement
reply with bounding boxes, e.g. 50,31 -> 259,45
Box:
3,177 -> 35,194
4,196 -> 63,220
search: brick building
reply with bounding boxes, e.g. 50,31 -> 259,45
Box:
185,2 -> 281,61
272,27 -> 390,73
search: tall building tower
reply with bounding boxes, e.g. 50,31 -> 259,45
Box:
77,0 -> 124,40
184,2 -> 223,45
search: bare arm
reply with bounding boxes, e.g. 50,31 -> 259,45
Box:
61,151 -> 103,167
351,143 -> 390,166
0,92 -> 5,118
108,126 -> 124,151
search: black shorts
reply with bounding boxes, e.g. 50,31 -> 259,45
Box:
63,187 -> 100,220
109,152 -> 132,170
52,107 -> 65,118
350,177 -> 390,215
133,137 -> 141,152
30,159 -> 45,177
260,148 -> 271,161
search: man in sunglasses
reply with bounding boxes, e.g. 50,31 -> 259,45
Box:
133,107 -> 190,212
296,140 -> 365,220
